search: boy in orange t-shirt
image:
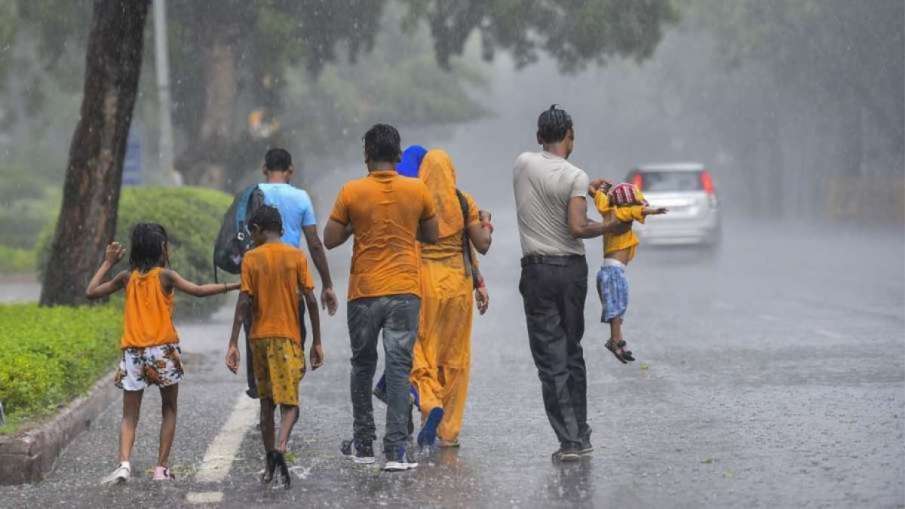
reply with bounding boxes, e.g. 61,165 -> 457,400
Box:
226,205 -> 323,488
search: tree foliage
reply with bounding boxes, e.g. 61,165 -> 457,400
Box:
691,0 -> 903,152
403,0 -> 678,71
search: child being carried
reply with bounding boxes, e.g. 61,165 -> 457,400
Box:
589,180 -> 667,364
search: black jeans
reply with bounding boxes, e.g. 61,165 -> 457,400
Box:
347,294 -> 421,454
244,301 -> 306,396
519,255 -> 590,450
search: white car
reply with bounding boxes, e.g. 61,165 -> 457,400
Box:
627,162 -> 721,248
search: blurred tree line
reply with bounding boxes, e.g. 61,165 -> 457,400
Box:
0,0 -> 677,305
687,0 -> 904,219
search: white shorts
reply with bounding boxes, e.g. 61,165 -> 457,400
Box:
114,343 -> 184,391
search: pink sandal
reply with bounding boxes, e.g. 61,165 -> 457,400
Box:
153,466 -> 176,481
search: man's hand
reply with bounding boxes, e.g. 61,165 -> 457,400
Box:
310,342 -> 325,370
104,242 -> 126,265
588,178 -> 613,196
225,344 -> 240,374
643,207 -> 668,216
321,287 -> 338,316
475,286 -> 489,315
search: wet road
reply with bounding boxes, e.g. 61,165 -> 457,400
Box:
1,217 -> 902,508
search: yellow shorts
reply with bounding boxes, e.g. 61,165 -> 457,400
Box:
251,337 -> 305,406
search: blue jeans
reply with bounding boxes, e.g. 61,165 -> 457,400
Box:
348,294 -> 421,453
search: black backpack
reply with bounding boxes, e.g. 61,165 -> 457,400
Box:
213,185 -> 265,281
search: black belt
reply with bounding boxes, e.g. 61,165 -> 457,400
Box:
521,254 -> 584,267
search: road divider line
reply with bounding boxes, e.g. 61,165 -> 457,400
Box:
186,391 -> 258,504
186,491 -> 224,504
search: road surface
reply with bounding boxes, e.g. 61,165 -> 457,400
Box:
1,215 -> 902,508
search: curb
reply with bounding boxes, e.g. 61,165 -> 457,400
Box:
0,370 -> 118,485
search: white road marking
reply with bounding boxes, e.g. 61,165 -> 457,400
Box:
186,392 -> 258,504
186,491 -> 224,504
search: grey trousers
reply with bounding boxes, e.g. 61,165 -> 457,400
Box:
348,294 -> 420,453
519,255 -> 590,450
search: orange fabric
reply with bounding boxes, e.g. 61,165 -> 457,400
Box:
329,170 -> 436,301
121,268 -> 179,349
421,191 -> 480,261
594,190 -> 646,262
410,250 -> 475,441
240,242 -> 314,342
419,149 -> 465,238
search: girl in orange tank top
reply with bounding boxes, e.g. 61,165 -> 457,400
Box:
86,223 -> 239,484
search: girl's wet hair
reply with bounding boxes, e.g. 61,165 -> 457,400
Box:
129,223 -> 169,272
249,205 -> 283,234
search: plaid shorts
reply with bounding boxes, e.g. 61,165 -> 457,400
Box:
597,263 -> 629,323
115,343 -> 183,391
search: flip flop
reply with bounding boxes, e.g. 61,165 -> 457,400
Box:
605,338 -> 628,364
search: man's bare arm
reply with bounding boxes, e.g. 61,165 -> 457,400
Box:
323,219 -> 353,249
418,216 -> 439,244
567,196 -> 631,239
303,225 -> 338,315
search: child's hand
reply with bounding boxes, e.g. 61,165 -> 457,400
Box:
643,207 -> 668,216
104,242 -> 125,264
225,344 -> 240,374
310,343 -> 325,370
588,178 -> 612,196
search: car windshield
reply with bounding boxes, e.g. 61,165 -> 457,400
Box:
639,171 -> 703,192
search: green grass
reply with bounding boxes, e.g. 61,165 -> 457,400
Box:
0,303 -> 122,434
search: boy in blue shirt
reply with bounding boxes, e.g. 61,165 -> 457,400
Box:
241,148 -> 337,398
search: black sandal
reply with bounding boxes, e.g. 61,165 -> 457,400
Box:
261,450 -> 277,484
274,451 -> 291,489
617,340 -> 635,362
605,338 -> 628,364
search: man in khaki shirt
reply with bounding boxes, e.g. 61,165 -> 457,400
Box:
513,104 -> 629,462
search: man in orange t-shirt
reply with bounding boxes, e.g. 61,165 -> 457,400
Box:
325,123 -> 438,471
226,205 -> 323,488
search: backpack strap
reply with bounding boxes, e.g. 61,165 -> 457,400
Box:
235,185 -> 259,235
455,189 -> 481,288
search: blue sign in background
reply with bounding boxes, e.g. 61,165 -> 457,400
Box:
123,123 -> 142,186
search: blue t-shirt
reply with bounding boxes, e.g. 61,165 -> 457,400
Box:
258,183 -> 316,248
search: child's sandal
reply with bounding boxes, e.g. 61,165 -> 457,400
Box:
152,466 -> 175,481
261,450 -> 277,484
617,340 -> 636,362
274,451 -> 291,489
605,338 -> 628,364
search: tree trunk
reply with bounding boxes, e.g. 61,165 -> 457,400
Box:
39,0 -> 149,307
176,28 -> 239,189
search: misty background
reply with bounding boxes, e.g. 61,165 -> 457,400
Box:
0,0 -> 902,267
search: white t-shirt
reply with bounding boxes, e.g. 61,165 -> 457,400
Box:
513,151 -> 590,256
